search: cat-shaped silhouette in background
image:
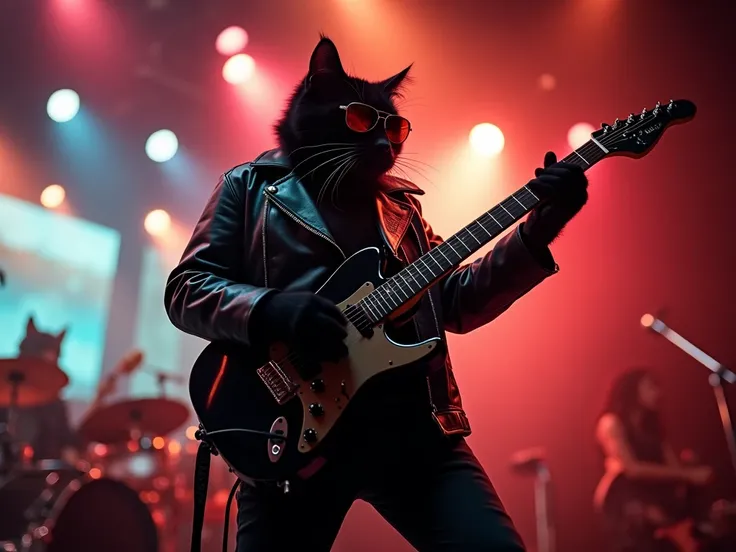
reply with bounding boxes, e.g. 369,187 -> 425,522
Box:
18,315 -> 67,365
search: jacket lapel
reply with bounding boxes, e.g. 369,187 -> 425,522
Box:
376,175 -> 425,255
254,150 -> 426,255
255,150 -> 336,244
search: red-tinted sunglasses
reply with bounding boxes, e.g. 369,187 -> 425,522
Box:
339,102 -> 412,145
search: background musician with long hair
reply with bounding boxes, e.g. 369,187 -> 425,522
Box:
594,368 -> 719,551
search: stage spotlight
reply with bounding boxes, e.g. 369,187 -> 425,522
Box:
144,209 -> 171,237
47,89 -> 80,123
216,26 -> 248,56
222,54 -> 256,85
567,122 -> 595,149
145,130 -> 178,163
40,184 -> 66,209
538,74 -> 556,91
469,123 -> 505,157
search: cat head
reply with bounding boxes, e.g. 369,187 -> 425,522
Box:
275,36 -> 413,196
18,315 -> 67,364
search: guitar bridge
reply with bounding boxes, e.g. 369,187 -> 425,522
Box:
256,361 -> 298,405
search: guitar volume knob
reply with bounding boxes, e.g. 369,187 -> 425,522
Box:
303,428 -> 318,443
310,379 -> 325,392
308,403 -> 324,416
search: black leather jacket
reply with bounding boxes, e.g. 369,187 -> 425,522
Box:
165,149 -> 557,436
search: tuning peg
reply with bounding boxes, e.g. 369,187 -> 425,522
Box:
612,118 -> 620,129
640,108 -> 647,120
601,123 -> 610,133
667,99 -> 674,112
626,113 -> 635,124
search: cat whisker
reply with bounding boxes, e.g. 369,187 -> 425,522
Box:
392,160 -> 436,188
287,143 -> 357,156
331,158 -> 359,208
289,147 -> 356,175
318,154 -> 356,205
298,150 -> 356,183
395,155 -> 439,172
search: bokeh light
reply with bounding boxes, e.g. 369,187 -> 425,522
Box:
145,129 -> 178,162
567,122 -> 595,150
185,425 -> 198,440
469,123 -> 505,157
222,54 -> 256,85
40,184 -> 66,209
216,26 -> 248,56
144,209 -> 171,237
47,89 -> 80,123
538,74 -> 556,91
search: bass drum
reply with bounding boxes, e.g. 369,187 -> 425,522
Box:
0,466 -> 158,552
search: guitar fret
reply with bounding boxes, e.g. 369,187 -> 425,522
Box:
443,240 -> 461,259
398,272 -> 414,295
465,227 -> 481,244
524,185 -> 539,201
452,235 -> 472,253
418,258 -> 435,280
436,245 -> 453,265
475,220 -> 492,237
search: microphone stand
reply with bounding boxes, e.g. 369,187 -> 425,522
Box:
510,448 -> 555,552
641,314 -> 736,479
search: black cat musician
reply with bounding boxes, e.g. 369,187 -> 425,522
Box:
0,316 -> 80,465
165,35 -> 694,551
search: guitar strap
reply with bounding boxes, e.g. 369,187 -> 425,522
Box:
190,440 -> 212,552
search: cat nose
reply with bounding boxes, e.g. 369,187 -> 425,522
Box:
374,137 -> 391,153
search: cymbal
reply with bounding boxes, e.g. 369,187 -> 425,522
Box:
79,398 -> 190,444
0,357 -> 69,407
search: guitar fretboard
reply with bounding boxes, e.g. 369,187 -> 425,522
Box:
357,139 -> 608,324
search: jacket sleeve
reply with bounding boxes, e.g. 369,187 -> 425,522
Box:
164,170 -> 276,346
414,200 -> 558,334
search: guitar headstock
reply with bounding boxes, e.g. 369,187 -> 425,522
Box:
592,99 -> 696,158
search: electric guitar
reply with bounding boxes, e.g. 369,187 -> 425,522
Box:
190,100 -> 697,483
596,468 -> 736,552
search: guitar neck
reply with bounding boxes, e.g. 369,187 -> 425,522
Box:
358,139 -> 608,322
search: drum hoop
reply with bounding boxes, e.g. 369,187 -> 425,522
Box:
24,470 -> 93,540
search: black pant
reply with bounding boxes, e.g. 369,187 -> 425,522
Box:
235,413 -> 525,551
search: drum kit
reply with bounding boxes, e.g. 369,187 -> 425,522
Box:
0,354 -> 217,552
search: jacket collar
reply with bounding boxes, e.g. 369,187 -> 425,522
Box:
256,149 -> 424,255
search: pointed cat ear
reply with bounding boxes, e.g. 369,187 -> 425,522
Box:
382,64 -> 413,97
308,36 -> 346,79
26,315 -> 37,334
56,327 -> 68,342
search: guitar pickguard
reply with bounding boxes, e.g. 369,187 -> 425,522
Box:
268,282 -> 437,454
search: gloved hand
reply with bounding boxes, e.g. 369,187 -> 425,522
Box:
523,151 -> 589,247
256,291 -> 348,362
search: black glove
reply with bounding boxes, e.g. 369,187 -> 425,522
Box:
523,151 -> 588,247
256,291 -> 348,362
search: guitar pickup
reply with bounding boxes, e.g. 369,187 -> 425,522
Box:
256,361 -> 298,405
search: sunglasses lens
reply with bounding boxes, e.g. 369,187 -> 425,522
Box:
345,103 -> 378,132
385,116 -> 411,144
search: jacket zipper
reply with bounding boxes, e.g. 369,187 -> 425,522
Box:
400,240 -> 438,414
264,192 -> 346,260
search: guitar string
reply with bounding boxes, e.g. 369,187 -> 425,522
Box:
268,111 -> 666,374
